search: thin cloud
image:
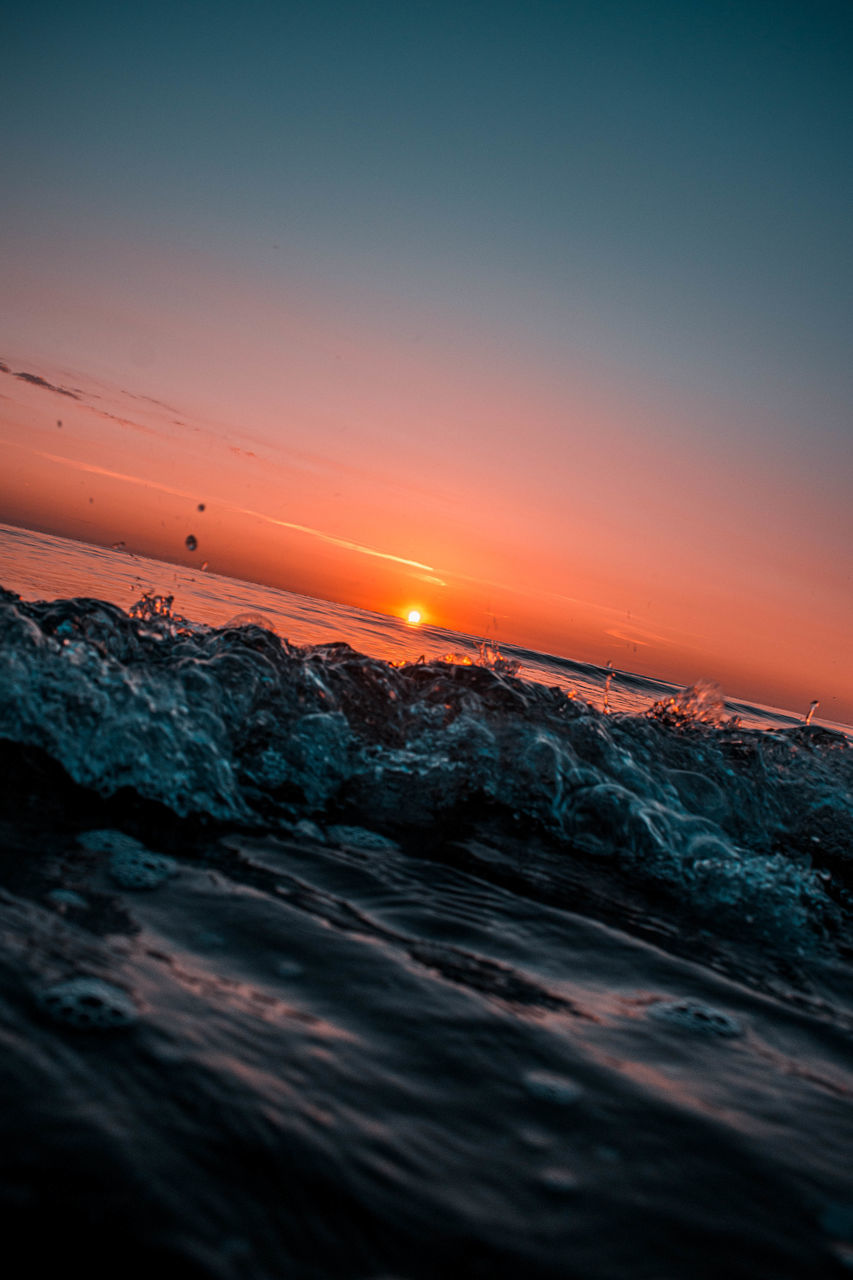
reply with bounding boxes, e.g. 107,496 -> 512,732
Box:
605,628 -> 652,647
439,565 -> 631,618
13,443 -> 434,573
27,449 -> 201,502
239,505 -> 434,571
5,367 -> 80,399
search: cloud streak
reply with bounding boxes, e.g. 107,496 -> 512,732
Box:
10,443 -> 435,573
238,506 -> 434,571
0,361 -> 79,399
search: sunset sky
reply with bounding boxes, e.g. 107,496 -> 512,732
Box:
1,0 -> 851,721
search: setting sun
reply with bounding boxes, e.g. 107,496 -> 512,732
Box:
406,609 -> 422,625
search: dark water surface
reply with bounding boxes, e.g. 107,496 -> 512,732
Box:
1,527 -> 852,1278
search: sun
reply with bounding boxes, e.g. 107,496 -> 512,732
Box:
406,609 -> 422,625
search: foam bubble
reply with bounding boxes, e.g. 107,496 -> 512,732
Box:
36,977 -> 138,1030
77,831 -> 177,888
78,829 -> 145,854
327,825 -> 400,851
109,846 -> 177,890
224,611 -> 278,632
647,999 -> 742,1037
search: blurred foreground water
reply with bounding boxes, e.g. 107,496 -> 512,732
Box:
0,522 -> 851,1279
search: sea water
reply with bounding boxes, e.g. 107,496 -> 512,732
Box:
0,522 -> 851,1279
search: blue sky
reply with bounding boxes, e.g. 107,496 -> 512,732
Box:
1,0 -> 851,717
5,0 -> 851,397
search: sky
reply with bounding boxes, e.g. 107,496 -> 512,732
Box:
1,0 -> 851,721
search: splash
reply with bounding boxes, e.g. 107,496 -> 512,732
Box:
475,641 -> 522,676
127,592 -> 200,639
646,679 -> 738,728
0,590 -> 850,949
423,643 -> 521,676
128,591 -> 176,621
604,660 -> 614,714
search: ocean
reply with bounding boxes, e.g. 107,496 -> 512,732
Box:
0,522 -> 851,1279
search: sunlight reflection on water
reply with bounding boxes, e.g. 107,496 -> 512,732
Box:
0,522 -> 837,731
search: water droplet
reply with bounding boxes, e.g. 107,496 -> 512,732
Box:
185,534 -> 197,551
225,610 -> 278,633
539,1166 -> 580,1192
523,1069 -> 584,1105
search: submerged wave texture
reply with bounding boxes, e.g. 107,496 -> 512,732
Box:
1,588 -> 850,944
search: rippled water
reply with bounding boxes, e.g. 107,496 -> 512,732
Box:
0,522 -> 837,729
1,523 -> 851,1279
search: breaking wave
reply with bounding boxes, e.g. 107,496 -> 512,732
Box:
1,587 -> 850,949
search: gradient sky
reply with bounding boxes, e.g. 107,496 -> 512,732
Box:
1,0 -> 851,721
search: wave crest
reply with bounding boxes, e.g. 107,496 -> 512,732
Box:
1,588 -> 850,946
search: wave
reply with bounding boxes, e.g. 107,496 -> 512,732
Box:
1,586 -> 851,950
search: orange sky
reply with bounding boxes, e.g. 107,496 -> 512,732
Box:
1,350 -> 850,724
2,3 -> 851,726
